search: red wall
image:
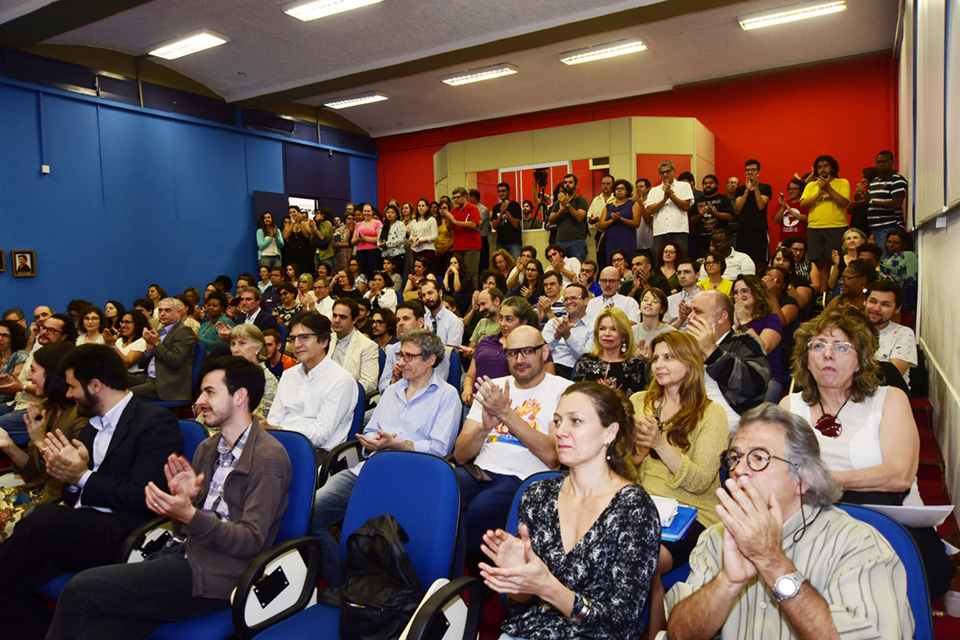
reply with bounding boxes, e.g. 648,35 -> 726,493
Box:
376,54 -> 897,246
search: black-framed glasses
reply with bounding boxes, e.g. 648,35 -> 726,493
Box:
505,344 -> 546,359
839,274 -> 863,282
38,326 -> 63,335
0,333 -> 11,340
720,448 -> 799,473
119,319 -> 134,325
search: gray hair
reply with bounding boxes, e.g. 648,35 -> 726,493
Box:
658,160 -> 675,171
399,329 -> 445,369
160,297 -> 184,312
239,286 -> 262,301
230,324 -> 267,362
733,403 -> 842,507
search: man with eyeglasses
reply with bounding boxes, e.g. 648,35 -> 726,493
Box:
312,276 -> 334,320
454,325 -> 571,554
666,403 -> 912,639
379,301 -> 450,394
264,311 -> 357,450
586,266 -> 641,325
734,158 -> 773,272
642,160 -> 694,256
542,284 -> 593,379
443,187 -> 482,278
27,305 -> 54,352
685,290 -> 770,430
0,314 -> 77,434
310,329 -> 460,586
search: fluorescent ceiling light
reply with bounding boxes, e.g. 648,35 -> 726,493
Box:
559,39 -> 647,66
285,0 -> 383,22
324,92 -> 389,109
739,1 -> 847,31
442,64 -> 518,87
148,30 -> 228,60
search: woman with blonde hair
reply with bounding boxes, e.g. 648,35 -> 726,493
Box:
573,307 -> 647,396
224,325 -> 277,423
489,249 -> 515,283
630,330 -> 728,636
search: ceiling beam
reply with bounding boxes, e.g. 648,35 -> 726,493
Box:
243,0 -> 742,107
0,0 -> 156,50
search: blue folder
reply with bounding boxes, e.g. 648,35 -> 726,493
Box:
661,505 -> 698,542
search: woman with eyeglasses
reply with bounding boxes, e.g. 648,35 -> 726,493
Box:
783,310 -> 957,605
0,343 -> 87,540
696,250 -> 732,297
573,308 -> 647,396
102,310 -> 150,372
823,258 -> 875,313
75,306 -> 107,346
460,297 -> 555,406
629,330 -> 728,636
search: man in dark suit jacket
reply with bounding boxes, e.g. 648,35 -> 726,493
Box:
0,344 -> 183,638
130,298 -> 196,402
211,287 -> 279,358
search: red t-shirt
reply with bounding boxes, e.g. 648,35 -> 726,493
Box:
451,203 -> 482,251
779,199 -> 807,239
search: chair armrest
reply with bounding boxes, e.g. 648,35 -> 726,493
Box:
232,536 -> 322,638
403,576 -> 484,640
317,439 -> 363,488
118,516 -> 175,563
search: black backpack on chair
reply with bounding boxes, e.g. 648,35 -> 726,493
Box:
319,514 -> 425,640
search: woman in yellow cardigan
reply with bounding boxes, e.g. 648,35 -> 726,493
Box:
630,330 -> 729,637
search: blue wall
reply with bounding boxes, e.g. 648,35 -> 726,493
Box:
0,79 -> 377,316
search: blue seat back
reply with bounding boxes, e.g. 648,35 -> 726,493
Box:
506,471 -> 565,535
350,381 -> 365,439
378,347 -> 386,378
836,504 -> 933,639
190,342 -> 205,389
271,430 -> 319,541
446,347 -> 461,390
341,451 -> 460,586
178,420 -> 208,463
275,323 -> 287,352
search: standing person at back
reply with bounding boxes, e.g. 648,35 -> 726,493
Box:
734,158 -> 773,272
644,161 -> 694,255
867,151 -> 908,253
801,154 -> 851,303
490,183 -> 523,261
443,187 -> 482,279
546,174 -> 590,262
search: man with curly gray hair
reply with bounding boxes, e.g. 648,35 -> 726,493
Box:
666,403 -> 913,639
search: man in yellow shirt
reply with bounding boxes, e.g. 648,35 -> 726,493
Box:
800,155 -> 850,300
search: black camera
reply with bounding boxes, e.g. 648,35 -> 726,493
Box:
533,168 -> 549,189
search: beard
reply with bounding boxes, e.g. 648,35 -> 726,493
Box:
563,184 -> 575,195
75,388 -> 102,418
703,185 -> 718,197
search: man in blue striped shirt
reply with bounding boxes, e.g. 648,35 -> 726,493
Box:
310,329 -> 461,586
867,151 -> 908,254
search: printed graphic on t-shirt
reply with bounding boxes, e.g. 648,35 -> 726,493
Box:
486,398 -> 544,447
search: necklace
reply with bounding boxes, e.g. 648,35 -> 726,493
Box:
654,397 -> 672,433
815,395 -> 850,438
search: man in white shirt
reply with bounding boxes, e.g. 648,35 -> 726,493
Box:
264,311 -> 358,450
587,175 -> 614,262
642,160 -> 694,255
586,266 -> 641,324
544,243 -> 582,286
328,298 -> 379,397
379,301 -> 450,393
699,228 -> 755,280
454,326 -> 571,551
312,276 -> 334,319
542,284 -> 593,378
865,281 -> 917,388
665,258 -> 701,329
420,279 -> 463,347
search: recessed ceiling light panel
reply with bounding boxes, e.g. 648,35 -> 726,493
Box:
148,30 -> 228,60
559,39 -> 647,66
441,64 -> 518,87
324,92 -> 389,109
285,0 -> 383,22
739,1 -> 847,31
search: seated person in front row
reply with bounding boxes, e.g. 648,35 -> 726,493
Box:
47,356 -> 292,639
453,325 -> 572,554
311,330 -> 461,586
378,302 -> 450,394
328,298 -> 380,397
0,344 -> 182,639
263,312 -> 357,450
666,403 -> 914,639
129,297 -> 196,403
479,382 -> 660,640
541,283 -> 594,379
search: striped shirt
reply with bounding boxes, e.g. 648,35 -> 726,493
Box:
202,425 -> 251,521
666,504 -> 914,639
867,172 -> 908,231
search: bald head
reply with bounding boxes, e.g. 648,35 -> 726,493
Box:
688,290 -> 733,334
598,266 -> 621,297
505,325 -> 549,387
33,306 -> 53,325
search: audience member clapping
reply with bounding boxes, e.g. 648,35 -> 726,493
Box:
633,285 -> 675,358
0,321 -> 29,404
103,301 -> 126,331
102,310 -> 150,373
732,275 -> 784,402
573,307 -> 648,396
198,292 -> 233,356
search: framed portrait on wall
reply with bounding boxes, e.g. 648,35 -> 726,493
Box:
12,250 -> 36,277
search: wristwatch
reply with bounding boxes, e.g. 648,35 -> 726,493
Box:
771,571 -> 806,602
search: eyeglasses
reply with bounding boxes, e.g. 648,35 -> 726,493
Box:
505,344 -> 546,359
119,319 -> 134,325
0,333 -> 11,340
38,326 -> 63,335
397,351 -> 426,362
720,448 -> 798,473
371,319 -> 385,325
598,278 -> 620,285
563,296 -> 584,302
288,333 -> 317,344
839,274 -> 863,282
659,169 -> 673,175
808,341 -> 854,355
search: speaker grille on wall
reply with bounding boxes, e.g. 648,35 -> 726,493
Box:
589,157 -> 610,170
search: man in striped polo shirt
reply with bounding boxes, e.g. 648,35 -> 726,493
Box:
867,151 -> 908,255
